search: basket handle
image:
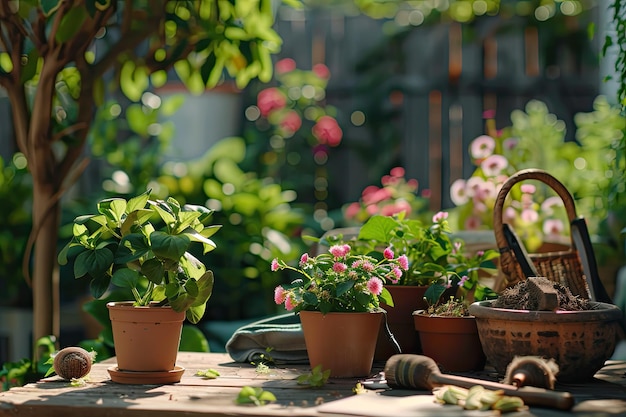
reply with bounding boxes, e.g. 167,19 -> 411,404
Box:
493,169 -> 578,253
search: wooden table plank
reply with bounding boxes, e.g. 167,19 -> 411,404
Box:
1,352 -> 625,417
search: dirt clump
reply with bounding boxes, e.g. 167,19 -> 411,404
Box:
494,277 -> 591,311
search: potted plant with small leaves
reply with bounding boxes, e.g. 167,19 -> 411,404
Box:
58,190 -> 221,384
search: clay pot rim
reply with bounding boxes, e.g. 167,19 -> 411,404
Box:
469,300 -> 623,322
107,301 -> 171,309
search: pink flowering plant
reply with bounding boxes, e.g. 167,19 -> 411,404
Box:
271,244 -> 409,314
343,167 -> 431,224
356,211 -> 499,306
449,107 -> 572,252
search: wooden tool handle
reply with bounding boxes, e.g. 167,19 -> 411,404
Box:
432,373 -> 575,411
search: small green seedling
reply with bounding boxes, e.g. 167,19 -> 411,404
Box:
196,369 -> 220,379
236,386 -> 277,406
251,348 -> 275,374
296,365 -> 330,387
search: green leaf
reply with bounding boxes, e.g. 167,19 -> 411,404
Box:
111,268 -> 140,289
126,190 -> 151,212
380,287 -> 393,307
151,231 -> 190,261
74,247 -> 113,279
97,198 -> 127,223
335,280 -> 354,297
20,48 -> 39,84
39,0 -> 62,16
0,52 -> 14,73
141,257 -> 164,285
358,216 -> 398,243
89,275 -> 111,299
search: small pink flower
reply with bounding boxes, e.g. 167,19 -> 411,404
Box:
363,188 -> 393,205
275,58 -> 296,74
361,261 -> 375,272
274,286 -> 286,304
503,137 -> 519,151
407,178 -> 419,190
432,211 -> 449,223
284,296 -> 296,311
453,241 -> 462,254
257,88 -> 286,117
329,245 -> 345,258
366,277 -> 383,295
299,253 -> 309,266
271,259 -> 280,271
280,110 -> 302,133
312,116 -> 342,147
470,135 -> 496,161
333,262 -> 347,273
458,275 -> 469,287
482,109 -> 496,119
520,184 -> 536,194
397,255 -> 409,270
481,154 -> 509,177
383,247 -> 394,260
392,267 -> 403,280
312,63 -> 330,79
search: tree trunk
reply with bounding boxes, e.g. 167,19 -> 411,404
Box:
31,181 -> 61,352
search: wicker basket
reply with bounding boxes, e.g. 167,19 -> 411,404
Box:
493,169 -> 592,299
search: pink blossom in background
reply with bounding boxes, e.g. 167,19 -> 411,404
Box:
464,215 -> 482,230
275,58 -> 296,74
383,247 -> 394,259
520,208 -> 539,223
397,255 -> 409,270
543,219 -> 565,237
520,184 -> 536,194
380,200 -> 411,217
390,166 -> 405,177
367,277 -> 383,295
257,87 -> 286,117
503,206 -> 517,223
481,154 -> 508,177
450,179 -> 469,205
483,109 -> 496,119
407,178 -> 419,190
466,176 -> 485,197
366,204 -> 379,216
344,202 -> 361,219
280,110 -> 302,133
312,63 -> 331,79
299,253 -> 310,266
312,116 -> 343,146
274,286 -> 286,304
541,196 -> 564,215
362,187 -> 392,205
470,135 -> 496,161
503,137 -> 518,151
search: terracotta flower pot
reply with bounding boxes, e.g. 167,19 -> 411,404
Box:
300,310 -> 382,378
469,300 -> 623,382
412,312 -> 486,372
107,302 -> 185,373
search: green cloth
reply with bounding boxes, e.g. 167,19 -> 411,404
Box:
225,313 -> 309,364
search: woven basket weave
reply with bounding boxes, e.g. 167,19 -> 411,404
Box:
493,169 -> 591,299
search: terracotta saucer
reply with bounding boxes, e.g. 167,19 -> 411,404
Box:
107,365 -> 185,384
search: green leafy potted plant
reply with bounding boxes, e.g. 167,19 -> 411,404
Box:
58,190 -> 221,383
271,243 -> 408,377
354,210 -> 499,359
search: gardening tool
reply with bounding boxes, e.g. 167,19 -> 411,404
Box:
384,354 -> 575,410
503,356 -> 559,389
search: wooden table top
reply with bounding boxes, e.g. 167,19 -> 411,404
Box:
1,352 -> 625,417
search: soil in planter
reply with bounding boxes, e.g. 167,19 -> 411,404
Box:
493,277 -> 591,311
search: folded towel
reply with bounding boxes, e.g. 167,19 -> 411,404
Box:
225,313 -> 309,364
